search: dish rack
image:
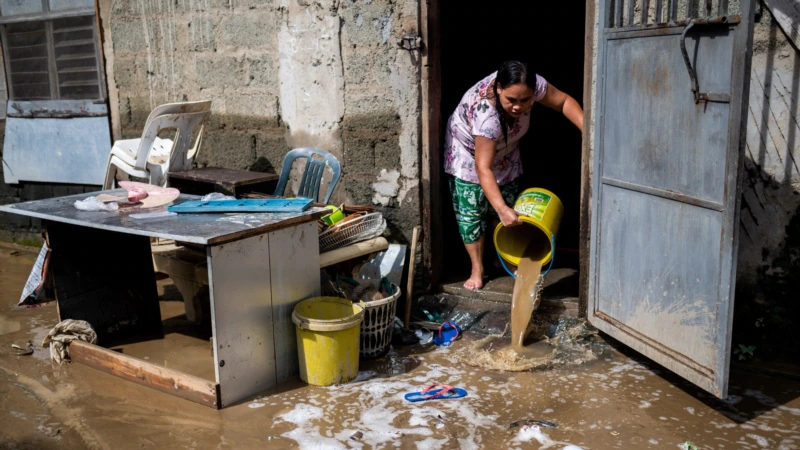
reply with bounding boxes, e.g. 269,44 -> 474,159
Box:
319,212 -> 386,252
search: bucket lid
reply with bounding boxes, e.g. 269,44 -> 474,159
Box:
292,297 -> 365,332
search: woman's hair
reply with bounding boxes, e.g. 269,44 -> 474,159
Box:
491,60 -> 537,143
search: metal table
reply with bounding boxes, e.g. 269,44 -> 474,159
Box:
0,190 -> 326,408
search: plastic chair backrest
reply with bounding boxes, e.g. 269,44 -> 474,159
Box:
273,147 -> 341,204
134,101 -> 212,171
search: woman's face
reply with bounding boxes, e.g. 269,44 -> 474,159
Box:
497,83 -> 535,118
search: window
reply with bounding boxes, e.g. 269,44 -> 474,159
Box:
0,0 -> 103,101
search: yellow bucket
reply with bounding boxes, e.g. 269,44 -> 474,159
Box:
292,297 -> 365,386
493,188 -> 563,266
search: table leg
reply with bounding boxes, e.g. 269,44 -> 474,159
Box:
45,221 -> 162,345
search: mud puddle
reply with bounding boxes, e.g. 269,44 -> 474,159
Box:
2,242 -> 800,449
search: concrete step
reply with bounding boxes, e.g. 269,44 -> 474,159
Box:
438,268 -> 580,326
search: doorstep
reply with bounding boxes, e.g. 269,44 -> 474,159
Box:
439,268 -> 580,321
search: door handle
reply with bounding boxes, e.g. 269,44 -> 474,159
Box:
679,16 -> 740,104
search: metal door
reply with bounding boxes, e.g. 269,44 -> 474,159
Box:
589,0 -> 755,398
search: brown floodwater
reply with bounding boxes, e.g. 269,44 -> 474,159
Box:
1,242 -> 800,449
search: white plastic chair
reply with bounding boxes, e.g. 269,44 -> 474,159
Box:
103,100 -> 212,189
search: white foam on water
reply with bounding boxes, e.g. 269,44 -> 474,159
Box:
415,437 -> 448,450
511,425 -> 582,449
276,364 -> 501,449
746,434 -> 770,448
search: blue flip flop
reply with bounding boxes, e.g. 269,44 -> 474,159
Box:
404,384 -> 468,402
432,321 -> 461,346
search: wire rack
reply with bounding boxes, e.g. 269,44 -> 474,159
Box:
319,212 -> 386,252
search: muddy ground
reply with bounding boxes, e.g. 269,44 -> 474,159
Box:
1,242 -> 799,449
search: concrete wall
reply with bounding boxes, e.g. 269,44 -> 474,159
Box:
733,4 -> 800,355
104,0 -> 421,242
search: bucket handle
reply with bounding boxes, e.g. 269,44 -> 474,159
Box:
497,234 -> 556,280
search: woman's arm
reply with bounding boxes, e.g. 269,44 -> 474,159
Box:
475,136 -> 521,227
540,84 -> 584,132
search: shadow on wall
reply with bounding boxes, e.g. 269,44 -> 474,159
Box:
734,3 -> 800,363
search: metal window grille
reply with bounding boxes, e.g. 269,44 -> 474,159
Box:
0,0 -> 103,101
607,0 -> 740,29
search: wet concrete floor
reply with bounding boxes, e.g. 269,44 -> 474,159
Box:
1,242 -> 799,449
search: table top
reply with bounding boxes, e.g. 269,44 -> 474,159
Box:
0,190 -> 326,245
168,167 -> 279,185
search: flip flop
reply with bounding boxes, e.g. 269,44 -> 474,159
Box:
404,384 -> 468,402
432,321 -> 461,347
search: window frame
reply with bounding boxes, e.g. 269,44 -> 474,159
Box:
0,0 -> 105,103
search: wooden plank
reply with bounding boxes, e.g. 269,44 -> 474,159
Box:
169,168 -> 279,185
421,0 -> 443,290
579,0 -> 597,317
69,340 -> 220,409
616,0 -> 625,27
168,168 -> 279,196
641,0 -> 651,25
764,0 -> 800,51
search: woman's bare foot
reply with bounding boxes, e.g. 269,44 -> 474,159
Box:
464,268 -> 484,290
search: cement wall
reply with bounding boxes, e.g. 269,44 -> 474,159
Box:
104,0 -> 421,242
734,4 -> 800,356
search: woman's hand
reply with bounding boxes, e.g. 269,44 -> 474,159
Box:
499,206 -> 522,227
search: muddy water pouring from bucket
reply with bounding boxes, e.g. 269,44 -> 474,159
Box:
510,239 -> 548,347
495,188 -> 564,351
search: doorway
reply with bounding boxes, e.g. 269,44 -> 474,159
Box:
436,2 -> 587,285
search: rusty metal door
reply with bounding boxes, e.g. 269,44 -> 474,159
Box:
589,0 -> 755,398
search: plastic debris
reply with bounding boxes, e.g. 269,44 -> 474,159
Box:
11,341 -> 34,356
19,244 -> 48,305
129,211 -> 177,220
680,443 -> 698,450
509,419 -> 558,429
610,431 -> 620,436
350,431 -> 363,441
415,328 -> 433,345
74,196 -> 119,212
201,192 -> 236,201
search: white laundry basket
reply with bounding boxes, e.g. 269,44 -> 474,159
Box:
359,283 -> 400,359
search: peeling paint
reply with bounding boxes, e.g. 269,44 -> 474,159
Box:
372,169 -> 401,206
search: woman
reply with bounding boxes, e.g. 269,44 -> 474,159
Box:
445,61 -> 583,290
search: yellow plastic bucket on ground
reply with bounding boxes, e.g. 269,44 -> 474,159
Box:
292,297 -> 365,386
494,188 -> 564,266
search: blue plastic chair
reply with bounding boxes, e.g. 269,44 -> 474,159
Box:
273,147 -> 342,204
